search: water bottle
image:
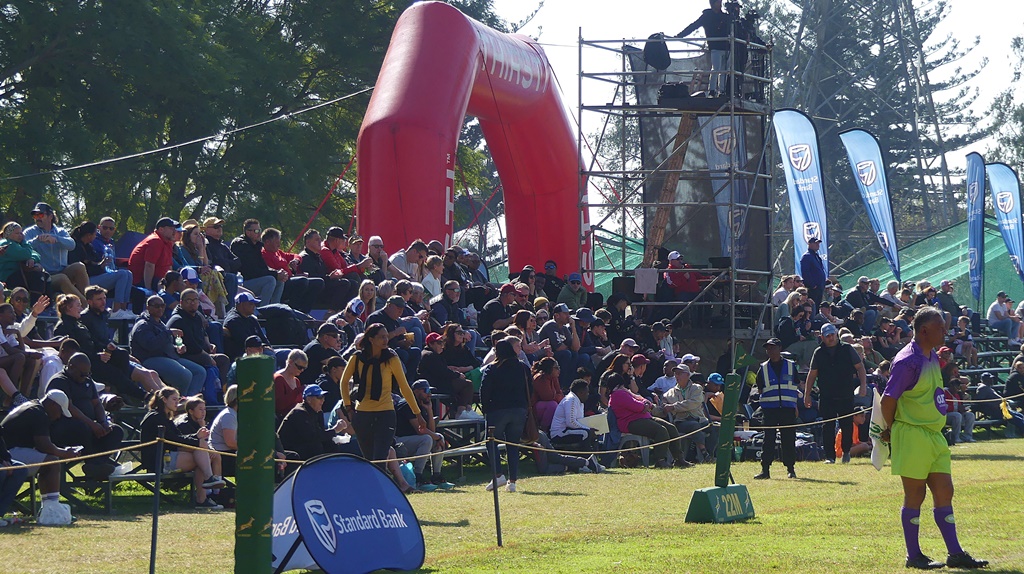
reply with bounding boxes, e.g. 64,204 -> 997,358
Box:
104,243 -> 117,273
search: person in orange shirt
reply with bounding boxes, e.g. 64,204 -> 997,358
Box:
835,410 -> 872,458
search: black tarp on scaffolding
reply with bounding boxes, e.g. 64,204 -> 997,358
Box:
626,47 -> 770,272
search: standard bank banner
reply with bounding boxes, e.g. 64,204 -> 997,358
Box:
987,163 -> 1024,285
773,109 -> 828,276
839,129 -> 901,282
273,454 -> 425,573
966,153 -> 986,301
699,114 -> 751,266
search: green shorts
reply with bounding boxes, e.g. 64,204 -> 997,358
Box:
890,422 -> 950,480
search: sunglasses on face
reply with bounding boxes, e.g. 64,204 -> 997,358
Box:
206,224 -> 222,229
295,363 -> 308,371
570,281 -> 581,285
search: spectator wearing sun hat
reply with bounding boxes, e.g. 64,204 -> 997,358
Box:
557,272 -> 587,310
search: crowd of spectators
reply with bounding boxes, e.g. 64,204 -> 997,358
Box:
3,202 -> 1024,523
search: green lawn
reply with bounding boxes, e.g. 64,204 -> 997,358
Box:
5,438 -> 1024,573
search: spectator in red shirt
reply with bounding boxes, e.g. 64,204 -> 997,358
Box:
128,217 -> 179,291
319,227 -> 372,279
260,228 -> 323,314
662,251 -> 707,326
274,349 -> 308,420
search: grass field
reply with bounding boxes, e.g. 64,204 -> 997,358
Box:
4,438 -> 1024,573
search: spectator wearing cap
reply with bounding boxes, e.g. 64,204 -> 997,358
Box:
230,218 -> 284,304
662,251 -> 708,325
393,380 -> 452,491
418,331 -> 477,419
581,315 -> 611,364
799,236 -> 826,306
571,307 -> 601,366
130,294 -> 209,396
556,272 -> 587,311
301,323 -> 342,386
202,217 -> 248,306
842,276 -> 880,332
803,322 -> 867,464
317,227 -> 370,296
366,294 -> 422,374
658,362 -> 710,463
166,287 -> 230,384
298,229 -> 352,313
225,334 -> 269,388
595,337 -> 640,376
0,389 -> 82,522
325,298 -> 365,346
128,217 -> 180,292
259,228 -> 323,314
703,372 -> 725,441
277,383 -> 356,461
539,303 -> 582,389
680,352 -> 701,375
654,321 -> 677,361
21,202 -> 91,300
987,291 -> 1018,343
478,283 -> 517,337
222,292 -> 270,360
753,337 -> 799,479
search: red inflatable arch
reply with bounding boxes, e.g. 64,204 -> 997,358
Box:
357,1 -> 592,287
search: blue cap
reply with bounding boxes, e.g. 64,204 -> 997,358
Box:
552,303 -> 571,314
235,292 -> 261,305
180,267 -> 200,283
821,323 -> 838,336
155,217 -> 183,231
346,298 -> 365,316
303,384 -> 326,398
410,379 -> 431,393
568,272 -> 583,283
707,372 -> 725,385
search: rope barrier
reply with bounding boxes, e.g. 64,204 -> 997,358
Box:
0,440 -> 160,472
493,422 -> 713,456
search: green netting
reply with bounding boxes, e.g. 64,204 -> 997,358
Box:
592,228 -> 645,297
839,216 -> 1023,308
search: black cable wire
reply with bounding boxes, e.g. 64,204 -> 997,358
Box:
0,86 -> 374,182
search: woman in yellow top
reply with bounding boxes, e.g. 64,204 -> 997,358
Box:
341,323 -> 425,468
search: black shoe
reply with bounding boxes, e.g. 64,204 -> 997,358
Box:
905,554 -> 945,569
787,467 -> 797,479
753,469 -> 770,479
946,551 -> 988,569
673,458 -> 694,469
654,459 -> 672,469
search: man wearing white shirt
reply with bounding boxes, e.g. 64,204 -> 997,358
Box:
549,380 -> 597,451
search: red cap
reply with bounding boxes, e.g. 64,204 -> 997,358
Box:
500,283 -> 517,295
938,346 -> 952,355
425,332 -> 443,345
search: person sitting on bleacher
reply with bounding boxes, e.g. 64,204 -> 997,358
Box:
550,379 -> 598,452
949,316 -> 978,368
173,394 -> 224,474
46,352 -> 125,478
225,335 -> 267,389
79,286 -> 163,394
139,387 -> 226,509
1005,360 -> 1024,404
274,350 -> 307,420
607,364 -> 686,469
222,292 -> 270,360
393,380 -> 453,492
300,323 -> 341,387
209,384 -> 238,476
277,383 -> 354,461
974,372 -> 1024,435
943,377 -> 975,444
130,295 -> 208,396
52,293 -> 150,401
418,332 -> 477,420
166,288 -> 230,390
530,357 -> 564,431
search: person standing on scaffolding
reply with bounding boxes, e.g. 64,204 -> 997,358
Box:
676,0 -> 732,97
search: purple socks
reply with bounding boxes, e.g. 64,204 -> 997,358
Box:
901,507 -> 922,558
934,506 -> 963,556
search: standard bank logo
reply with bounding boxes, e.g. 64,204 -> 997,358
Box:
803,222 -> 821,243
856,160 -> 877,187
968,248 -> 978,271
997,191 -> 1015,214
304,499 -> 337,554
968,181 -> 979,205
788,144 -> 813,172
713,125 -> 736,155
876,231 -> 889,252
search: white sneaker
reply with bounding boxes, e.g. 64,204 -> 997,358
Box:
458,410 -> 485,421
109,309 -> 138,321
506,482 -> 516,492
588,455 -> 606,474
485,475 -> 507,491
37,500 -> 73,526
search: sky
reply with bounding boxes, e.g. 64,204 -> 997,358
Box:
490,0 -> 1024,172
